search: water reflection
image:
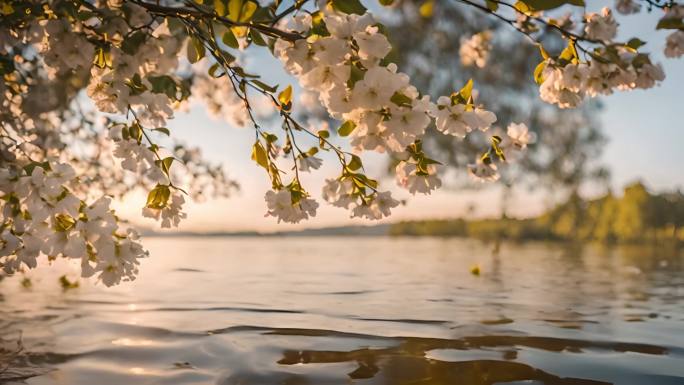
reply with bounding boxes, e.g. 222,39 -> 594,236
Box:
0,237 -> 682,385
270,326 -> 669,384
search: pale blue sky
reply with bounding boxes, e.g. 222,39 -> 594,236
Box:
117,2 -> 683,232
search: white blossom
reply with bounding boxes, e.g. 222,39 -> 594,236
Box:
265,190 -> 318,223
395,161 -> 442,195
615,0 -> 641,15
585,8 -> 618,42
297,155 -> 323,172
460,32 -> 492,68
506,122 -> 536,150
350,191 -> 400,220
322,179 -> 357,209
634,62 -> 665,89
431,96 -> 496,137
664,30 -> 684,58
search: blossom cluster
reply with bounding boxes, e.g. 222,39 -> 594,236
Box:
459,31 -> 492,68
0,162 -> 147,286
661,5 -> 684,59
536,7 -> 670,109
1,0 -> 681,286
539,58 -> 665,109
270,7 -> 512,223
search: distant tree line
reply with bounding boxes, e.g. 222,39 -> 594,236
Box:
390,182 -> 684,244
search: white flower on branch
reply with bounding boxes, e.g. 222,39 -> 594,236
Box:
665,30 -> 684,58
264,190 -> 318,224
395,161 -> 442,195
615,0 -> 641,15
585,8 -> 618,42
297,155 -> 323,172
431,96 -> 496,137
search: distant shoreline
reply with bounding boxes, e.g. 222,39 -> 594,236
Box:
141,224 -> 392,238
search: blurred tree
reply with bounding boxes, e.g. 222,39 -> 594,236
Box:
385,1 -> 609,202
614,182 -> 652,241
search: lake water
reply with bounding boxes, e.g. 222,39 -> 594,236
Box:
1,237 -> 683,385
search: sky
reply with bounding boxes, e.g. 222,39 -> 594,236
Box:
116,2 -> 684,233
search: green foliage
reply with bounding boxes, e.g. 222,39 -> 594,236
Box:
221,29 -> 239,49
390,182 -> 684,245
187,36 -> 206,64
331,0 -> 366,15
515,0 -> 584,12
337,120 -> 356,137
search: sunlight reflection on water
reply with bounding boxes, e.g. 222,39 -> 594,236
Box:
1,237 -> 683,384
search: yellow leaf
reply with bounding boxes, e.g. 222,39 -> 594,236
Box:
228,0 -> 257,22
146,185 -> 171,209
228,0 -> 243,21
278,85 -> 293,111
537,43 -> 550,60
419,0 -> 434,18
251,141 -> 269,169
470,264 -> 481,276
214,0 -> 227,16
239,0 -> 257,22
227,0 -> 254,37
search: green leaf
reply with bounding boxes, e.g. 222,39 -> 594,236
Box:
518,0 -> 584,11
121,31 -> 147,55
346,64 -> 366,88
379,0 -> 395,5
485,0 -> 499,11
626,38 -> 646,51
208,63 -> 225,78
157,157 -> 174,175
656,18 -> 684,30
337,120 -> 357,137
331,0 -> 366,15
154,127 -> 170,136
23,161 -> 50,176
251,6 -> 274,22
128,122 -> 143,142
251,141 -> 269,169
249,29 -> 267,46
187,36 -> 205,63
348,155 -> 363,171
252,79 -> 278,93
222,29 -> 239,48
390,92 -> 413,107
147,75 -> 178,100
146,185 -> 171,209
318,129 -> 330,148
262,132 -> 278,143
